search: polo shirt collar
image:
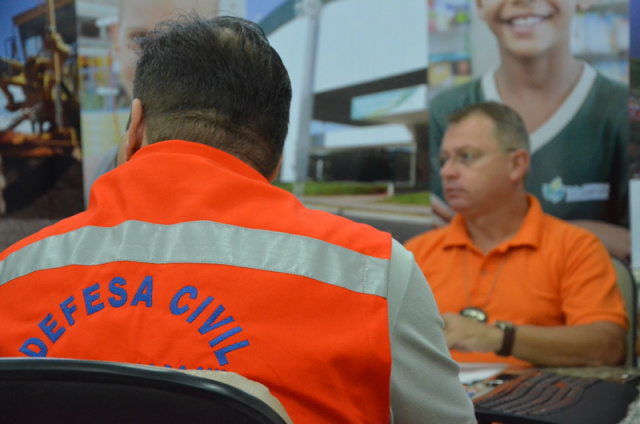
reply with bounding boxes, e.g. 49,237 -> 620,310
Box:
443,194 -> 543,253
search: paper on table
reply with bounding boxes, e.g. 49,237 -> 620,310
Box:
458,362 -> 509,385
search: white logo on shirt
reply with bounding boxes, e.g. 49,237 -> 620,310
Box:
542,177 -> 609,204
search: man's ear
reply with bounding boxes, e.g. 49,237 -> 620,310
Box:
475,0 -> 487,21
508,149 -> 530,183
267,155 -> 283,182
125,98 -> 146,162
109,22 -> 119,51
576,0 -> 594,12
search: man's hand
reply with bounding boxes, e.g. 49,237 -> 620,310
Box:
430,193 -> 455,228
442,313 -> 502,353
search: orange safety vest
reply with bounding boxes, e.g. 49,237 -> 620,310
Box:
0,140 -> 395,423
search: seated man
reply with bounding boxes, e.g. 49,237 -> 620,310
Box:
0,14 -> 475,424
405,102 -> 627,368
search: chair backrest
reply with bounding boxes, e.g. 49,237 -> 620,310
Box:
0,358 -> 293,424
611,255 -> 638,367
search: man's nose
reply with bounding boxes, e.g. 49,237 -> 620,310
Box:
439,157 -> 459,178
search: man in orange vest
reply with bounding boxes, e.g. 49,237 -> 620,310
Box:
0,14 -> 475,423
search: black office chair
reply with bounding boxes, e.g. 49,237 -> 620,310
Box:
611,255 -> 638,367
0,357 -> 292,424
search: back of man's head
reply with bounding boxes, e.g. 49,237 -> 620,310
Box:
132,14 -> 292,177
448,101 -> 530,154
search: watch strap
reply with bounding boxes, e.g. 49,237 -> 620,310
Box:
495,321 -> 516,357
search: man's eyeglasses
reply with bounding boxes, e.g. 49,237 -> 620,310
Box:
437,148 -> 514,169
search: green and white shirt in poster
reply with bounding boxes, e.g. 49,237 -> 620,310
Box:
429,64 -> 629,226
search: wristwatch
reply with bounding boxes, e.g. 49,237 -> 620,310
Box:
494,321 -> 516,357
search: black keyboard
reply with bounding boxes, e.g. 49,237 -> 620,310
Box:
471,369 -> 639,424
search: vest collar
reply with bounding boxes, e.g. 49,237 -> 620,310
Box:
132,140 -> 269,183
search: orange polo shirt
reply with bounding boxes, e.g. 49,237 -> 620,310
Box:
405,195 -> 628,366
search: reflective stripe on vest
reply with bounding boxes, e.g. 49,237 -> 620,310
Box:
0,220 -> 390,298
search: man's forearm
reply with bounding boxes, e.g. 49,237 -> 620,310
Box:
510,321 -> 626,367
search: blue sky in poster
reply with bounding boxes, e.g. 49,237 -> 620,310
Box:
246,0 -> 287,24
631,0 -> 639,60
0,0 -> 41,61
0,0 -> 287,60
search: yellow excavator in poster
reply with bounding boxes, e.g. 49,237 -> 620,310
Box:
0,0 -> 80,214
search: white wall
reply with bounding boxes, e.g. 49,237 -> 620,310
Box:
268,0 -> 427,181
315,0 -> 428,91
324,124 -> 412,149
